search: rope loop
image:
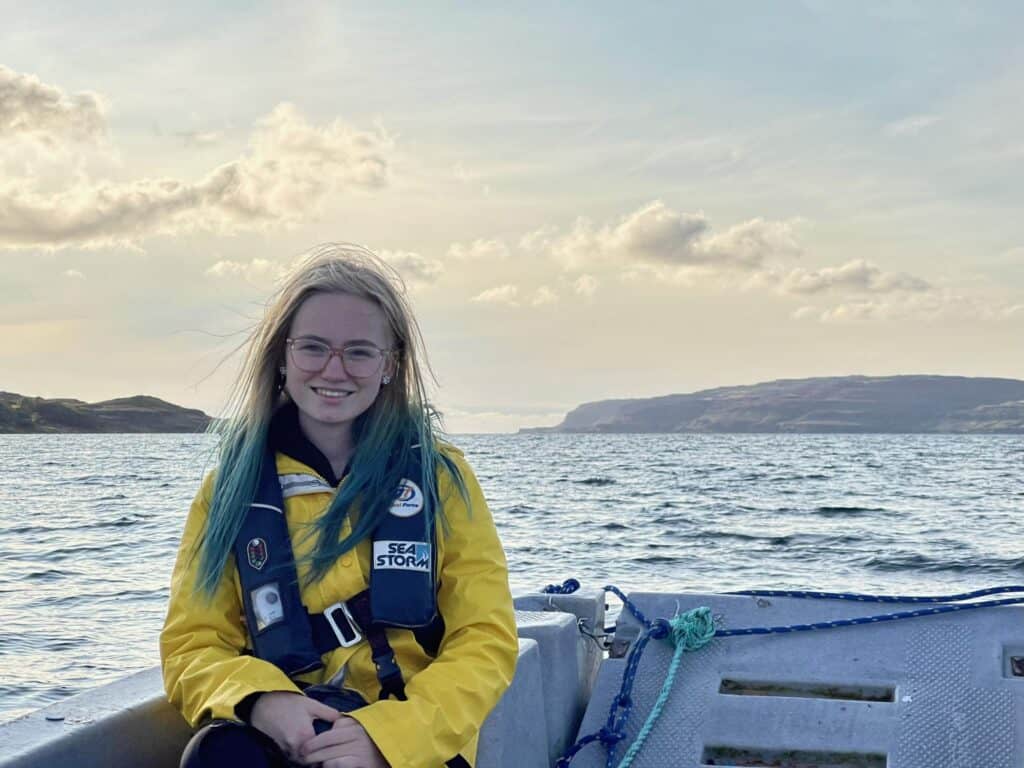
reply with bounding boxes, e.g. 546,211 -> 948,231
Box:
554,732 -> 603,767
649,618 -> 671,639
543,578 -> 581,595
598,726 -> 626,746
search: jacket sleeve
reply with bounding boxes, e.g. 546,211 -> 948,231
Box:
160,471 -> 303,726
347,454 -> 518,768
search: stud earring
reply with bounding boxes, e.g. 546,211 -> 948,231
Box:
382,375 -> 392,385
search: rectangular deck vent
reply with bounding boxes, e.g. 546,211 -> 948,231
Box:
702,746 -> 887,767
719,678 -> 895,703
1002,646 -> 1024,678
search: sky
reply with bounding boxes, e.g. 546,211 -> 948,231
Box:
1,1 -> 1022,432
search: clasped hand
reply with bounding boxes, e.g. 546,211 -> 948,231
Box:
250,691 -> 389,768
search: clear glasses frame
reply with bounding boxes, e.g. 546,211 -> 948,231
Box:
285,337 -> 391,378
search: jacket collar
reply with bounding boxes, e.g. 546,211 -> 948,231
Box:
269,402 -> 347,487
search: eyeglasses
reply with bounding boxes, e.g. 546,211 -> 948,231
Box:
286,337 -> 391,377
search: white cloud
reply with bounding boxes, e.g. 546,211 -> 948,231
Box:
693,217 -> 802,268
205,258 -> 281,283
817,301 -> 883,322
1004,304 -> 1024,318
452,162 -> 474,183
792,289 -> 1024,323
62,269 -> 85,279
0,102 -> 393,250
471,284 -> 519,306
519,226 -> 558,255
573,274 -> 598,297
530,286 -> 558,305
447,238 -> 509,261
780,259 -> 931,295
380,249 -> 443,284
537,201 -> 800,272
0,65 -> 106,146
176,130 -> 225,147
884,114 -> 941,137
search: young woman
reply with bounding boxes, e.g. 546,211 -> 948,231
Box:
161,244 -> 518,768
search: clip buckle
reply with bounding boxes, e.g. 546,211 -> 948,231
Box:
324,601 -> 363,648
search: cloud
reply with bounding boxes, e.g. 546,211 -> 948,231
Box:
573,274 -> 598,297
792,289 -> 1024,323
0,102 -> 393,250
471,284 -> 519,306
205,258 -> 282,283
884,114 -> 940,137
533,201 -> 801,272
63,269 -> 85,280
780,259 -> 931,295
0,65 -> 106,146
380,249 -> 444,284
176,129 -> 225,147
447,238 -> 509,261
530,286 -> 558,305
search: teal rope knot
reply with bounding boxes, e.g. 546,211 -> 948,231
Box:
669,606 -> 716,651
615,607 -> 715,768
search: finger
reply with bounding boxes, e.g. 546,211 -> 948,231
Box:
300,726 -> 362,758
306,699 -> 343,721
302,734 -> 365,763
323,758 -> 362,768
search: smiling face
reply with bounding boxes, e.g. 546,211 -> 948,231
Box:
283,291 -> 394,445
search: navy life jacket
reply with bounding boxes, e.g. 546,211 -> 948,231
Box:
233,448 -> 445,695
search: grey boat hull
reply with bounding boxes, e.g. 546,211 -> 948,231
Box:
6,587 -> 1024,767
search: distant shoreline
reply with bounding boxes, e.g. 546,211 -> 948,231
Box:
0,392 -> 211,434
520,375 -> 1024,434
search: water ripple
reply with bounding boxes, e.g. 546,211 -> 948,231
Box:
1,432 -> 1021,724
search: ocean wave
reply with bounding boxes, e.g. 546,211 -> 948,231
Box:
814,505 -> 889,516
47,543 -> 120,560
24,568 -> 73,582
701,530 -> 795,547
575,477 -> 616,486
863,552 -> 1024,574
505,504 -> 539,514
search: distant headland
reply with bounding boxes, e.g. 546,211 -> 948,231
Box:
522,375 -> 1024,434
0,392 -> 212,434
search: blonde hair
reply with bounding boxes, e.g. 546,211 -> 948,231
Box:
225,242 -> 431,437
196,243 -> 463,595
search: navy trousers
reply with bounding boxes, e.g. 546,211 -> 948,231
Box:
180,720 -> 294,768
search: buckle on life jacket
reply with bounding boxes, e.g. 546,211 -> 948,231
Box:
324,601 -> 363,648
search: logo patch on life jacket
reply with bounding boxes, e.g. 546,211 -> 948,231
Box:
247,537 -> 269,571
373,540 -> 431,572
390,479 -> 424,518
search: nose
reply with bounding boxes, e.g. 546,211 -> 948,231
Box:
320,352 -> 350,379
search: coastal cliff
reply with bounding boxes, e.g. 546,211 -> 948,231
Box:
0,392 -> 211,434
526,375 -> 1024,434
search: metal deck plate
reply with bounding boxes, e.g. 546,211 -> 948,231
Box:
572,592 -> 1024,768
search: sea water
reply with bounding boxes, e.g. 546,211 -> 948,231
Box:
0,433 -> 1020,723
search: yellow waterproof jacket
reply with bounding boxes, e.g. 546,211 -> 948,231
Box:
160,447 -> 517,768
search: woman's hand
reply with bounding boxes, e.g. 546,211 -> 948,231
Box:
299,715 -> 390,768
249,691 -> 341,762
